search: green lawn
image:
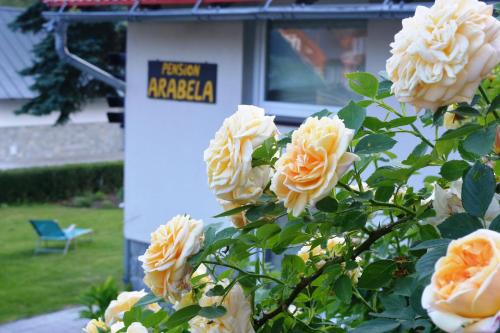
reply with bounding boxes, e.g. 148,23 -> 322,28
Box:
0,204 -> 123,323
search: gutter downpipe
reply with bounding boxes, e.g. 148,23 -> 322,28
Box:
53,20 -> 126,95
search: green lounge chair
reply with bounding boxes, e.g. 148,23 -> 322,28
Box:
29,220 -> 93,255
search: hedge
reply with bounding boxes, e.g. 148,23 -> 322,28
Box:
0,161 -> 123,203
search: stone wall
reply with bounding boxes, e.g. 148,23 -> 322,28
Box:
0,122 -> 123,169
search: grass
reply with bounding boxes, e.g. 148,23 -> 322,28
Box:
0,204 -> 123,323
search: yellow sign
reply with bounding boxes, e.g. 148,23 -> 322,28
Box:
147,60 -> 217,104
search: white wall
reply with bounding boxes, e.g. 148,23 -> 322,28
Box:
124,18 -> 440,244
0,99 -> 110,127
125,21 -> 244,242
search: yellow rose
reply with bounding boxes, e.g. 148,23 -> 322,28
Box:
271,116 -> 358,217
138,215 -> 204,302
427,180 -> 500,227
189,281 -> 254,333
204,105 -> 278,204
84,319 -> 108,333
104,290 -> 161,325
386,0 -> 500,111
298,237 -> 362,282
422,229 -> 500,333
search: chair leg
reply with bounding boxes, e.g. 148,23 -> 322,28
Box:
63,239 -> 72,255
34,239 -> 41,254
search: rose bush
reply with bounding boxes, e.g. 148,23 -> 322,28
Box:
83,0 -> 500,332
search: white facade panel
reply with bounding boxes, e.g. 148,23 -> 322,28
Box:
124,21 -> 244,242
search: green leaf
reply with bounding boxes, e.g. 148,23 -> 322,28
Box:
133,293 -> 164,308
345,72 -> 379,98
438,213 -> 483,239
311,109 -> 332,119
410,239 -> 451,251
416,246 -> 447,278
351,318 -> 400,333
252,136 -> 278,167
363,116 -> 385,131
165,305 -> 201,329
367,166 -> 411,187
355,134 -> 397,155
199,305 -> 226,319
213,204 -> 254,218
489,215 -> 500,232
315,196 -> 338,213
462,162 -> 496,218
256,223 -> 281,241
282,254 -> 306,284
374,186 -> 395,202
448,105 -> 481,117
463,124 -> 496,155
487,95 -> 500,115
403,142 -> 428,165
334,210 -> 368,232
386,116 -> 417,128
334,275 -> 352,303
205,285 -> 225,297
338,101 -> 367,132
358,260 -> 397,289
246,202 -> 285,222
440,160 -> 470,181
439,123 -> 481,141
376,80 -> 393,99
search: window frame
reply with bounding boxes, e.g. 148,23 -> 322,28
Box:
254,20 -> 369,124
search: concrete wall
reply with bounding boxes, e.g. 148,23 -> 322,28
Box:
124,21 -> 244,244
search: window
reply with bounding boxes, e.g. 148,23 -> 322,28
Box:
265,20 -> 367,109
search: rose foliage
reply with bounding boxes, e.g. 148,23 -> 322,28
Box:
84,1 -> 500,332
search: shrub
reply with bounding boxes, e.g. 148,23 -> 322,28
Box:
0,161 -> 123,204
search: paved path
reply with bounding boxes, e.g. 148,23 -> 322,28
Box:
0,307 -> 87,333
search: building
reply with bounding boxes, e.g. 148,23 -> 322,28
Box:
0,6 -> 123,170
42,0 -> 441,288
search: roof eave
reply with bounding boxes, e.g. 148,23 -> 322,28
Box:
42,3 -> 430,23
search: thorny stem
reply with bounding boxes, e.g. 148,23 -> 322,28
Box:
254,216 -> 414,328
479,85 -> 499,120
376,101 -> 435,148
337,181 -> 416,216
201,261 -> 285,286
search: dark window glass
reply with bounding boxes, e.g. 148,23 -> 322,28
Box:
265,20 -> 367,106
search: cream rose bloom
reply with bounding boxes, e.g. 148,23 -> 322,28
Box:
204,105 -> 278,204
298,237 -> 362,283
126,323 -> 148,333
427,180 -> 500,226
189,281 -> 254,333
104,290 -> 161,325
138,215 -> 204,302
110,322 -> 125,333
387,0 -> 500,111
422,229 -> 500,333
84,319 -> 108,333
271,116 -> 358,217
